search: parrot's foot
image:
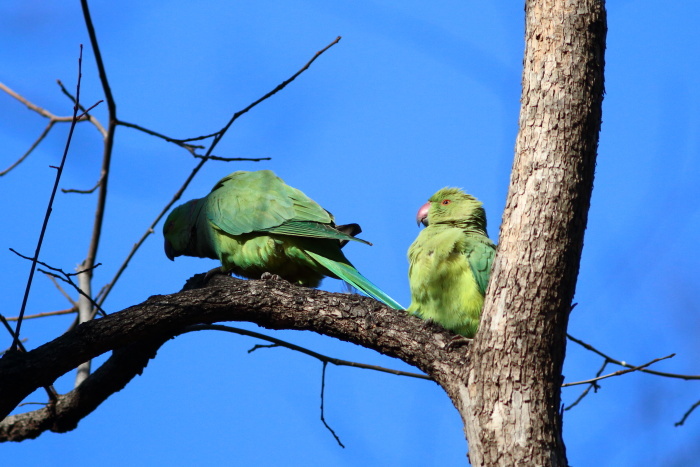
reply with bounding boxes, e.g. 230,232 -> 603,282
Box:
420,319 -> 448,334
261,272 -> 284,282
203,267 -> 229,284
446,335 -> 473,350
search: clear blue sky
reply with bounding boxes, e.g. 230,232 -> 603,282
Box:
2,1 -> 699,465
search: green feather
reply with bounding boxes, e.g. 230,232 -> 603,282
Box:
407,187 -> 496,337
259,221 -> 371,245
163,169 -> 399,309
305,250 -> 403,310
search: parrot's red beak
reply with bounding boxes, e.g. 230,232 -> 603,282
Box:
164,239 -> 176,261
416,202 -> 430,227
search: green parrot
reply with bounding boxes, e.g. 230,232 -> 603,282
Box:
407,187 -> 496,337
163,169 -> 402,310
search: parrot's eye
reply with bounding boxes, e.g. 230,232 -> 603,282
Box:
442,199 -> 451,205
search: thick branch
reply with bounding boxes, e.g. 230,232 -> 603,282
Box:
0,275 -> 463,440
462,0 -> 607,465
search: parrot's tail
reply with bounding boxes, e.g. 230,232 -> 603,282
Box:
306,251 -> 404,310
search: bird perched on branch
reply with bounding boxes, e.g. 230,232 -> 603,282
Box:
163,169 -> 402,310
407,187 -> 496,337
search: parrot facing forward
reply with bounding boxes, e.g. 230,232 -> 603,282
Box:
407,187 -> 496,337
163,169 -> 402,310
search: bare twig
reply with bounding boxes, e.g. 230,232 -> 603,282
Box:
95,36 -> 342,310
61,176 -> 102,194
0,82 -> 79,122
562,354 -> 675,387
676,399 -> 700,427
0,121 -> 55,176
564,360 -> 608,411
178,131 -> 220,143
79,0 -> 117,284
3,308 -> 77,322
193,154 -> 272,162
10,46 -> 86,351
116,120 -> 206,155
46,274 -> 79,307
0,314 -> 58,401
186,324 -> 431,380
0,81 -> 107,177
9,248 -> 106,318
320,362 -> 345,448
568,334 -> 700,380
56,79 -> 107,137
247,343 -> 279,352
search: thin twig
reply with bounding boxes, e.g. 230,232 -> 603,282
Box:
185,324 -> 432,380
46,274 -> 79,307
9,247 -> 106,318
564,360 -> 608,411
0,121 -> 55,176
675,399 -> 700,427
178,131 -> 221,143
74,0 -> 118,354
247,343 -> 279,353
568,334 -> 700,380
0,82 -> 78,121
61,176 -> 102,194
320,362 -> 345,448
193,154 -> 272,162
56,79 -> 107,137
116,120 -> 206,154
0,81 -> 105,177
0,314 -> 59,401
95,36 -> 342,310
2,308 -> 77,322
562,354 -> 675,387
10,46 -> 86,352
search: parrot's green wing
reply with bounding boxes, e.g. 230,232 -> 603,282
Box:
205,171 -> 329,234
205,170 -> 366,244
305,250 -> 403,310
258,221 -> 370,245
465,238 -> 495,296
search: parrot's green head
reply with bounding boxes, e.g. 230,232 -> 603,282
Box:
163,199 -> 200,260
417,187 -> 487,232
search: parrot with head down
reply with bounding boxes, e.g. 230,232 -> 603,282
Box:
163,169 -> 402,310
407,187 -> 496,337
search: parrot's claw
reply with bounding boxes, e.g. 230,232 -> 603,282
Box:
446,335 -> 473,350
203,267 -> 228,283
261,272 -> 284,282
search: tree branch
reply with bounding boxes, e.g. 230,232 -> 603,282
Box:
10,47 -> 87,350
185,323 -> 431,380
568,334 -> 700,380
562,354 -> 675,387
0,275 -> 461,441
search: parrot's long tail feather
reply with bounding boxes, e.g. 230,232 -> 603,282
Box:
306,251 -> 404,310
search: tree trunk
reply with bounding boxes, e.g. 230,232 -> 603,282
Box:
456,0 -> 606,464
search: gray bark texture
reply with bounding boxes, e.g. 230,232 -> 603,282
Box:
460,0 -> 606,464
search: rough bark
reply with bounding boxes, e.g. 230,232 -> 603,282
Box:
460,0 -> 606,465
0,275 -> 466,441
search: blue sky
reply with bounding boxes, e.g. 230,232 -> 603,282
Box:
2,1 -> 699,465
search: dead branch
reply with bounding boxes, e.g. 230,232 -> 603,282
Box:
10,47 -> 88,351
562,354 -> 675,387
568,334 -> 700,380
